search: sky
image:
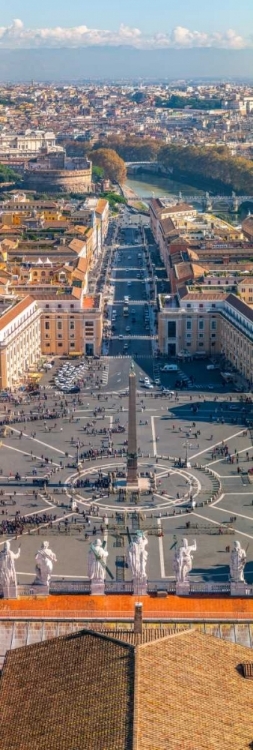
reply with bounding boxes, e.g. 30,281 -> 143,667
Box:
0,0 -> 253,49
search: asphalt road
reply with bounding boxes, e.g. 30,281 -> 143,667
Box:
108,222 -> 154,360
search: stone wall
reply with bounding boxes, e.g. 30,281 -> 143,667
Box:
22,167 -> 92,194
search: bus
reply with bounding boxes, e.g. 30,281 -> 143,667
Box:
123,306 -> 129,317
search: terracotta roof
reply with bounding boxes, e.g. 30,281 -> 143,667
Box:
0,629 -> 135,750
174,262 -> 193,281
163,202 -> 194,214
77,257 -> 88,274
68,238 -> 86,253
238,277 -> 253,285
0,295 -> 36,331
1,627 -> 253,750
82,294 -> 100,309
96,198 -> 108,214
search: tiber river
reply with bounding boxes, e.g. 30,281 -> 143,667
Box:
125,173 -> 249,223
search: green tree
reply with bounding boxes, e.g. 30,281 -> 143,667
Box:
0,163 -> 20,183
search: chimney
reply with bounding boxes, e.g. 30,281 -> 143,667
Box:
134,603 -> 143,635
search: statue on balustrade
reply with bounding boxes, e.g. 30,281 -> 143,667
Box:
127,530 -> 148,581
35,541 -> 57,586
88,539 -> 108,582
174,538 -> 197,583
0,541 -> 21,598
230,540 -> 246,583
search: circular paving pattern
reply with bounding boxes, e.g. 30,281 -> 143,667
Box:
65,460 -> 214,514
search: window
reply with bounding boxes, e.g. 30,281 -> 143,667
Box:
198,320 -> 204,331
199,304 -> 203,309
57,321 -> 62,330
186,320 -> 192,330
57,342 -> 63,347
70,342 -> 75,348
45,322 -> 50,330
211,320 -> 216,330
198,333 -> 204,339
168,321 -> 176,338
186,333 -> 191,339
57,304 -> 62,309
70,320 -> 75,330
186,303 -> 191,309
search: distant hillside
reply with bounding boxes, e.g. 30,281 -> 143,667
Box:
0,47 -> 253,82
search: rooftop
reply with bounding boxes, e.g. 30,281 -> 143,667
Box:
1,626 -> 253,750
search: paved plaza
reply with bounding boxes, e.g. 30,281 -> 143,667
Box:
0,371 -> 253,585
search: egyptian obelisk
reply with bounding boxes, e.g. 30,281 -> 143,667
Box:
126,362 -> 138,488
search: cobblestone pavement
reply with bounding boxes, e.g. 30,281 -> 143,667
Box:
0,376 -> 252,584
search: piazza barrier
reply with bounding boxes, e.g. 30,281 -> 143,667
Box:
104,581 -> 133,594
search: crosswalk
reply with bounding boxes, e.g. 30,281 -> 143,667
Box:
101,364 -> 109,386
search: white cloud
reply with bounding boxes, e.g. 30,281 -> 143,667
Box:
0,19 -> 250,49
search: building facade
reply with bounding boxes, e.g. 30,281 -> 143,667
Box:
0,296 -> 41,389
39,293 -> 103,357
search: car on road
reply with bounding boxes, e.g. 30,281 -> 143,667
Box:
143,382 -> 154,389
125,326 -> 131,332
160,364 -> 178,372
123,342 -> 129,350
127,281 -> 132,286
154,378 -> 161,386
119,334 -> 123,339
124,296 -> 130,302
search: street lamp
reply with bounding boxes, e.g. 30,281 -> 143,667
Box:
183,440 -> 192,468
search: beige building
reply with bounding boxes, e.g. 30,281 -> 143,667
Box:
38,292 -> 103,357
0,296 -> 41,389
158,289 -> 253,384
237,277 -> 253,305
158,291 -> 223,358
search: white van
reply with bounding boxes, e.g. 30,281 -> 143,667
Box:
160,364 -> 178,372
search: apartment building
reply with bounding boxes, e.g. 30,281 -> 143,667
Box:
150,199 -> 197,245
158,291 -> 223,358
158,289 -> 253,383
38,292 -> 102,357
0,296 -> 41,389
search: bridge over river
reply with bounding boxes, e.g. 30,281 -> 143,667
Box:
128,188 -> 253,212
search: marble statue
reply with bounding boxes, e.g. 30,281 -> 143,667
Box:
0,541 -> 20,598
127,530 -> 148,581
230,540 -> 246,583
88,539 -> 108,581
174,538 -> 197,583
35,541 -> 57,586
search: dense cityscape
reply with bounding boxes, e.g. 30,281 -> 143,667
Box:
0,42 -> 253,750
